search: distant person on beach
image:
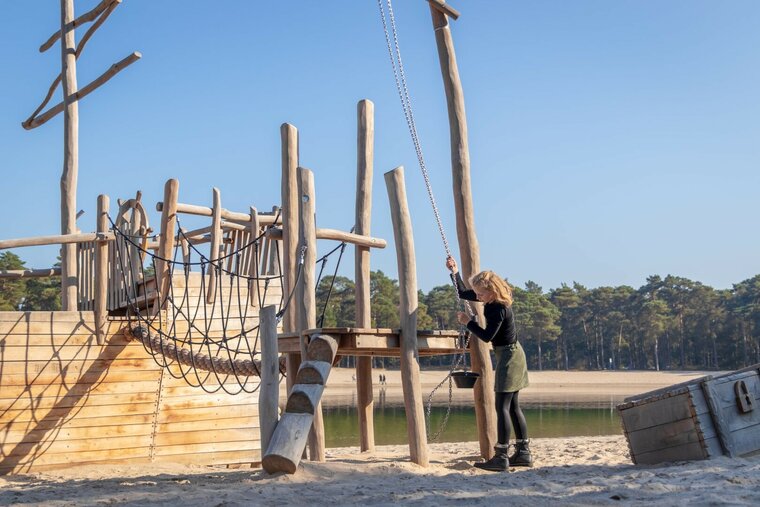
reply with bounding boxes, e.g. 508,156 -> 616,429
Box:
446,256 -> 532,472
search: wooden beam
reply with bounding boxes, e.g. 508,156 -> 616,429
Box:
355,98 -> 375,453
429,2 -> 496,459
94,194 -> 109,345
385,166 -> 429,467
155,201 -> 279,225
0,268 -> 61,279
24,52 -> 141,130
40,0 -> 121,53
265,227 -> 386,249
26,1 -> 121,128
427,0 -> 460,20
259,305 -> 279,455
0,232 -> 114,250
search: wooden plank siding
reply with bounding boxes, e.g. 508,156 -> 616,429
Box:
0,311 -> 263,475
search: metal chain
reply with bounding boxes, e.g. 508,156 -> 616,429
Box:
379,0 -> 481,441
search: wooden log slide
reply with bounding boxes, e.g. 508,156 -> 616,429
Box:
262,333 -> 338,474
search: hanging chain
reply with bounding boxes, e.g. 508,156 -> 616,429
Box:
379,0 -> 482,441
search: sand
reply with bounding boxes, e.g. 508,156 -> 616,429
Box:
1,437 -> 759,506
3,370 -> 759,506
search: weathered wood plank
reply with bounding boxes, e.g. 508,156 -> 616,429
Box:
633,439 -> 715,465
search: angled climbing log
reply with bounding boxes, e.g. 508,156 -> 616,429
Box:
385,166 -> 429,467
429,2 -> 497,459
263,333 -> 337,474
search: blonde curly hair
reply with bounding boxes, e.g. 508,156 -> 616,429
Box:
469,270 -> 513,307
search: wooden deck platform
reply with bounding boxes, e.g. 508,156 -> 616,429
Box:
277,327 -> 464,357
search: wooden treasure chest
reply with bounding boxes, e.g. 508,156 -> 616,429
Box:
617,364 -> 760,464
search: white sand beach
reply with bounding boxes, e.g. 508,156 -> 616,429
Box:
2,370 -> 759,506
1,436 -> 759,506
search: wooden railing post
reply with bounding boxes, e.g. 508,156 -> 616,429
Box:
355,99 -> 375,452
156,179 -> 179,314
259,304 -> 280,454
94,194 -> 109,344
206,187 -> 222,303
248,206 -> 261,307
384,166 -> 429,467
297,167 -> 325,462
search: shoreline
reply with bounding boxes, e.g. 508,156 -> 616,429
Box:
316,368 -> 714,407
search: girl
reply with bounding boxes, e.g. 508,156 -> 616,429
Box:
446,257 -> 532,472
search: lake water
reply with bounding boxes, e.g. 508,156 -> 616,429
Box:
323,402 -> 622,448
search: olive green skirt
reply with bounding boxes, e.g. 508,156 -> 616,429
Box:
493,342 -> 529,393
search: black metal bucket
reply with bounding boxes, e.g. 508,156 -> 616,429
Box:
451,370 -> 479,389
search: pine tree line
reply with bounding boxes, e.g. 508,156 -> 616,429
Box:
316,271 -> 760,372
4,250 -> 759,371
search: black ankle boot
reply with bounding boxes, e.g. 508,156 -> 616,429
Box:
508,439 -> 533,467
474,445 -> 510,472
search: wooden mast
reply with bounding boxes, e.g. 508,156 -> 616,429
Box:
60,0 -> 79,311
281,123 -> 301,395
355,99 -> 375,452
427,0 -> 497,458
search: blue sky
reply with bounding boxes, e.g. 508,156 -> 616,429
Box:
2,1 -> 759,293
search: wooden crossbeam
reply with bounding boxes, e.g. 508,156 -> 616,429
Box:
277,327 -> 463,357
427,0 -> 460,20
40,0 -> 122,53
23,52 -> 141,130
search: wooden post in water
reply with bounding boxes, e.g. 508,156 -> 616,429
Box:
297,167 -> 326,462
428,0 -> 496,458
259,304 -> 279,454
94,194 -> 109,344
281,124 -> 301,394
385,166 -> 429,467
156,179 -> 179,313
60,0 -> 80,310
355,99 -> 376,452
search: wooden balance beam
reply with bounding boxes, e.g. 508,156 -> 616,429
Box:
277,327 -> 464,357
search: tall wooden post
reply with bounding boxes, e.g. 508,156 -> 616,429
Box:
94,194 -> 109,344
281,124 -> 301,393
385,166 -> 429,467
60,0 -> 79,310
297,167 -> 325,462
259,304 -> 279,454
428,1 -> 496,458
156,179 -> 179,313
355,99 -> 375,452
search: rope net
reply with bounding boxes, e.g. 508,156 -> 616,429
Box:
109,213 -> 346,395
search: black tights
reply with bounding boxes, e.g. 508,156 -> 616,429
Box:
495,391 -> 528,445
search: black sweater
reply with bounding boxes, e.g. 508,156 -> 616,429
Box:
452,272 -> 516,346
